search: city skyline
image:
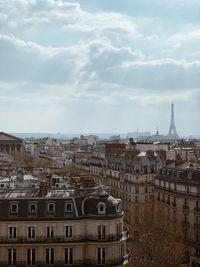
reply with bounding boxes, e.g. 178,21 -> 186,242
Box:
0,0 -> 200,135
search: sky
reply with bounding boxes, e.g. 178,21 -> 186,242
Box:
0,0 -> 200,136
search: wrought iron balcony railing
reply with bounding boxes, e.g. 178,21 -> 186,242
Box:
0,228 -> 129,244
0,248 -> 131,266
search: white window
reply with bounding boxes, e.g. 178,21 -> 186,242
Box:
8,249 -> 16,266
46,248 -> 54,265
29,203 -> 37,214
116,223 -> 122,237
46,226 -> 54,238
65,248 -> 73,265
8,226 -> 17,239
97,248 -> 105,265
97,225 -> 106,240
10,203 -> 18,214
65,203 -> 73,212
27,248 -> 35,265
27,226 -> 36,239
65,226 -> 73,238
47,203 -> 55,213
97,202 -> 106,215
116,203 -> 121,212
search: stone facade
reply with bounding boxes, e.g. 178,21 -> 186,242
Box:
154,167 -> 200,267
0,183 -> 130,266
0,132 -> 23,153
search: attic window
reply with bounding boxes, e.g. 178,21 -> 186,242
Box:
97,202 -> 106,215
65,203 -> 73,212
116,203 -> 121,212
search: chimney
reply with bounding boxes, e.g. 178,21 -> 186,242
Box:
38,181 -> 48,196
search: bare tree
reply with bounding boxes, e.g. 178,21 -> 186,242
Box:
126,201 -> 187,267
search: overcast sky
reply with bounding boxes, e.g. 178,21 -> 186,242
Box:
0,0 -> 200,135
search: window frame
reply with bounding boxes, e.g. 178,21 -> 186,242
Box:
27,248 -> 36,266
27,226 -> 36,239
8,225 -> 17,239
8,248 -> 17,266
97,202 -> 106,215
64,248 -> 73,265
47,203 -> 55,214
10,203 -> 18,215
46,226 -> 55,238
65,203 -> 73,213
29,203 -> 38,215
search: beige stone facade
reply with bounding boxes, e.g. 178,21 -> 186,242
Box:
154,167 -> 200,267
0,185 -> 130,266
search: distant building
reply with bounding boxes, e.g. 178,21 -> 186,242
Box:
127,132 -> 151,139
0,132 -> 23,153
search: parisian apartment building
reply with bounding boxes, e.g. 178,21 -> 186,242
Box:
0,177 -> 130,267
154,166 -> 200,267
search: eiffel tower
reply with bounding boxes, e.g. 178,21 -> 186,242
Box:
167,101 -> 179,139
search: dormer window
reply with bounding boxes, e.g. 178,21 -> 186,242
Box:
47,203 -> 55,214
97,202 -> 106,215
29,203 -> 37,214
65,203 -> 73,213
10,203 -> 18,215
116,203 -> 121,213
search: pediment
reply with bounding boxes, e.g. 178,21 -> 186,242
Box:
0,132 -> 22,141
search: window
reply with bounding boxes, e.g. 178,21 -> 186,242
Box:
120,243 -> 124,258
29,203 -> 37,214
135,187 -> 139,194
47,203 -> 55,213
10,203 -> 18,215
27,226 -> 36,239
65,203 -> 73,213
65,226 -> 73,238
46,248 -> 54,265
173,196 -> 176,206
97,203 -> 106,215
97,248 -> 105,265
116,203 -> 121,212
27,249 -> 35,266
196,201 -> 199,210
116,223 -> 122,237
98,225 -> 106,240
46,226 -> 54,238
8,249 -> 16,266
8,226 -> 17,239
65,248 -> 73,265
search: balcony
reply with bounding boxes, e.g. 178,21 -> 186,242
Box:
0,230 -> 129,244
121,226 -> 129,240
0,253 -> 131,267
123,247 -> 131,264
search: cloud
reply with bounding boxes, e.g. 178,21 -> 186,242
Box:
0,34 -> 81,83
0,0 -> 200,134
1,33 -> 200,94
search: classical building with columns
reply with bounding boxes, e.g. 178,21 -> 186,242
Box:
0,132 -> 23,153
